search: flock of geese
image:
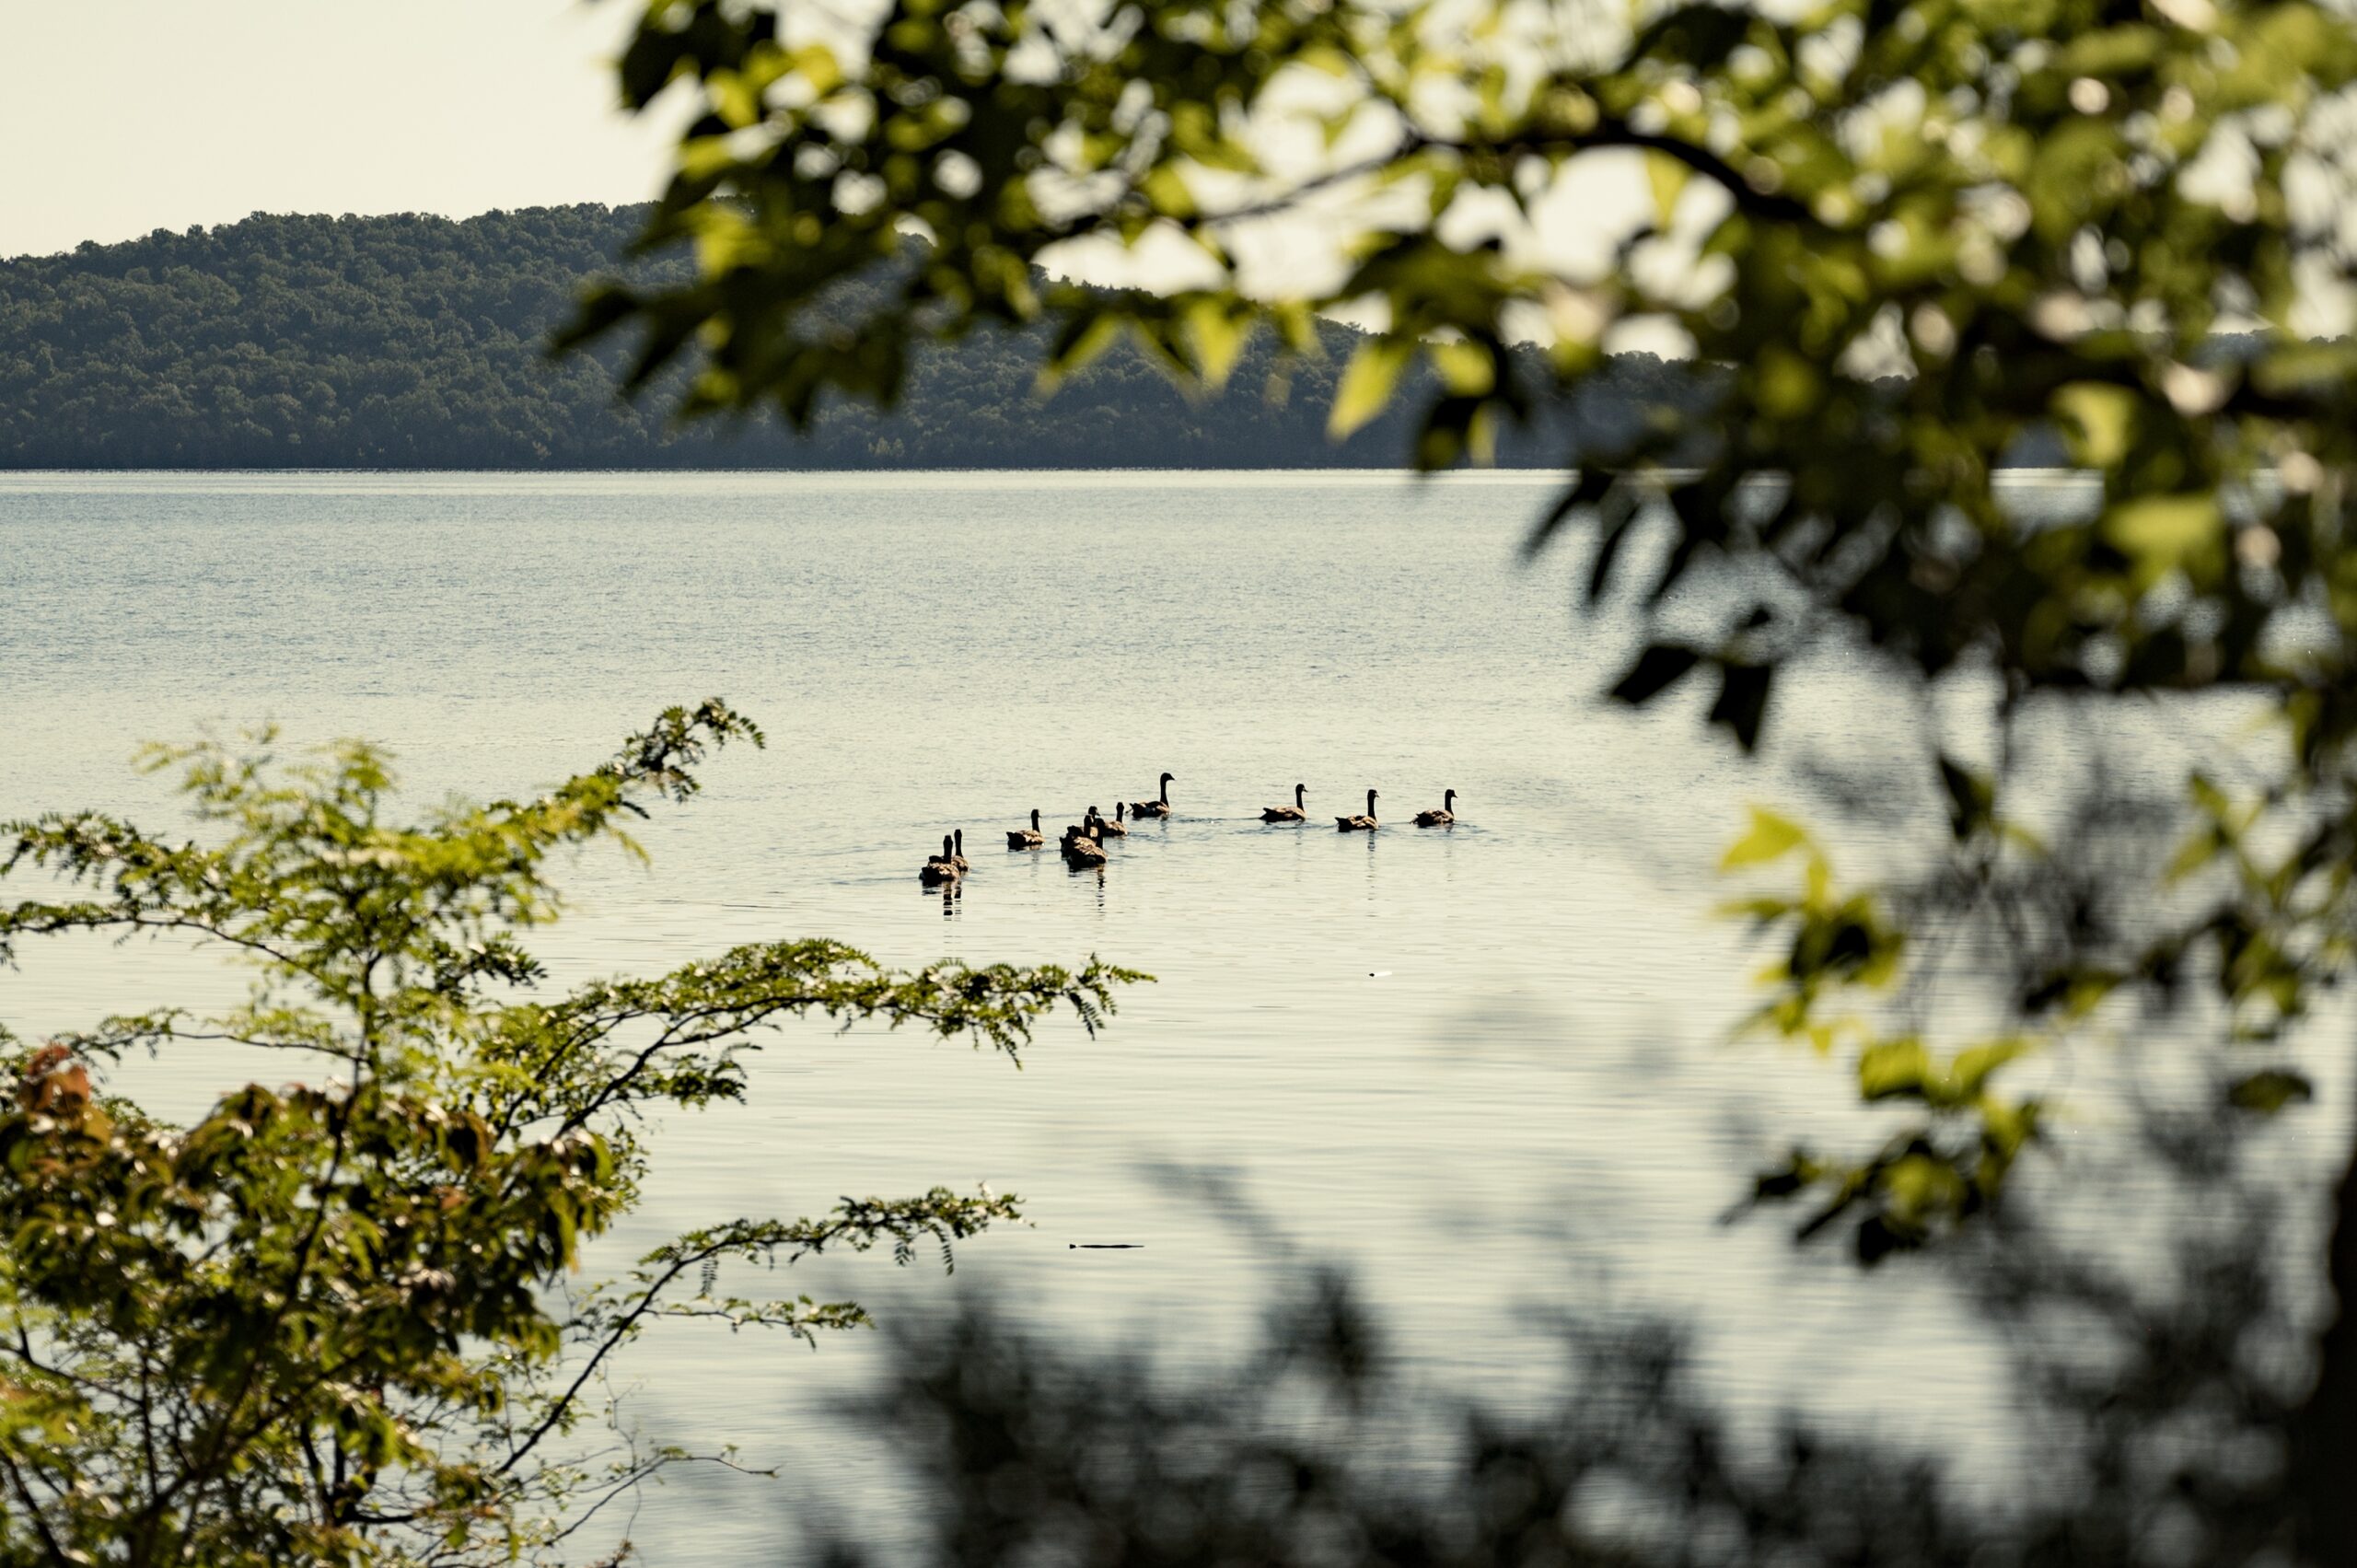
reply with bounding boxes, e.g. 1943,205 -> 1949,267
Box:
919,775 -> 1459,887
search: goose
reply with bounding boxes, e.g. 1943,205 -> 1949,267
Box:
1336,789 -> 1380,832
950,829 -> 970,871
1261,784 -> 1308,822
1128,772 -> 1174,819
1007,809 -> 1045,850
1093,803 -> 1130,837
920,834 -> 962,885
1062,820 -> 1108,867
1414,790 -> 1457,828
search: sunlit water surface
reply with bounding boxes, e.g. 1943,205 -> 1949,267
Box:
1,470 -> 2342,1563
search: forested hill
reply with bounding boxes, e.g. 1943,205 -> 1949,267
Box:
0,204 -> 1693,470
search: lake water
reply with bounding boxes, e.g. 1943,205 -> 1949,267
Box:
0,470 -> 2337,1562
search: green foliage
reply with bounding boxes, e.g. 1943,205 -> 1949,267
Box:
0,702 -> 1144,1565
1719,813 -> 2045,1263
588,0 -> 2357,716
587,0 -> 2357,1265
0,206 -> 1706,469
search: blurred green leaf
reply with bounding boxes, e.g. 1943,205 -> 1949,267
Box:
1722,807 -> 1809,870
1329,336 -> 1415,438
2229,1069 -> 2314,1114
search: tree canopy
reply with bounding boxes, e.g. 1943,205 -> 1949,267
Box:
0,205 -> 1709,469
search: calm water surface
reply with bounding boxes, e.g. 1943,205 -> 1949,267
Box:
0,470 -> 2326,1562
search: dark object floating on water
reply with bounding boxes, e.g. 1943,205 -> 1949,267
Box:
1062,819 -> 1108,867
1007,808 -> 1044,849
920,833 -> 961,886
1069,1243 -> 1144,1249
1337,788 -> 1379,831
1415,789 -> 1457,827
1129,772 -> 1175,819
1262,783 -> 1307,822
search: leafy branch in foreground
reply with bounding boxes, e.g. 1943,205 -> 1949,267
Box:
582,0 -> 2357,1246
0,700 -> 1144,1567
1717,807 -> 2050,1263
586,0 -> 2357,743
585,2 -> 2357,1559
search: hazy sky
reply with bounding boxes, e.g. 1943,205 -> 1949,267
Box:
2,2 -> 668,259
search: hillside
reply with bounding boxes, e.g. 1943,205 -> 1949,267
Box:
0,204 -> 1690,470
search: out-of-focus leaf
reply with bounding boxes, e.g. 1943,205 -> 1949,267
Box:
1722,807 -> 1809,869
1708,663 -> 1773,750
1610,644 -> 1701,704
2228,1068 -> 2313,1113
1938,755 -> 1992,841
2051,382 -> 2136,468
1644,149 -> 1692,226
1859,1038 -> 1931,1099
2104,495 -> 2222,578
1329,337 -> 1415,438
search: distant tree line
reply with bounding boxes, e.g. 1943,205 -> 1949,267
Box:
0,204 -> 1714,470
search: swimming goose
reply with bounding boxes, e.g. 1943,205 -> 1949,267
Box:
1007,809 -> 1044,850
1092,803 -> 1130,837
920,833 -> 962,885
1062,820 -> 1108,867
1128,773 -> 1174,819
1414,790 -> 1457,828
1261,784 -> 1307,822
1336,789 -> 1380,832
950,829 -> 970,871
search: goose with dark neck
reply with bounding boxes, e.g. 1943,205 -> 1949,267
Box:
1061,819 -> 1108,866
1261,784 -> 1307,823
1336,789 -> 1379,832
920,833 -> 962,884
1414,790 -> 1457,827
1007,809 -> 1044,850
1128,773 -> 1174,819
